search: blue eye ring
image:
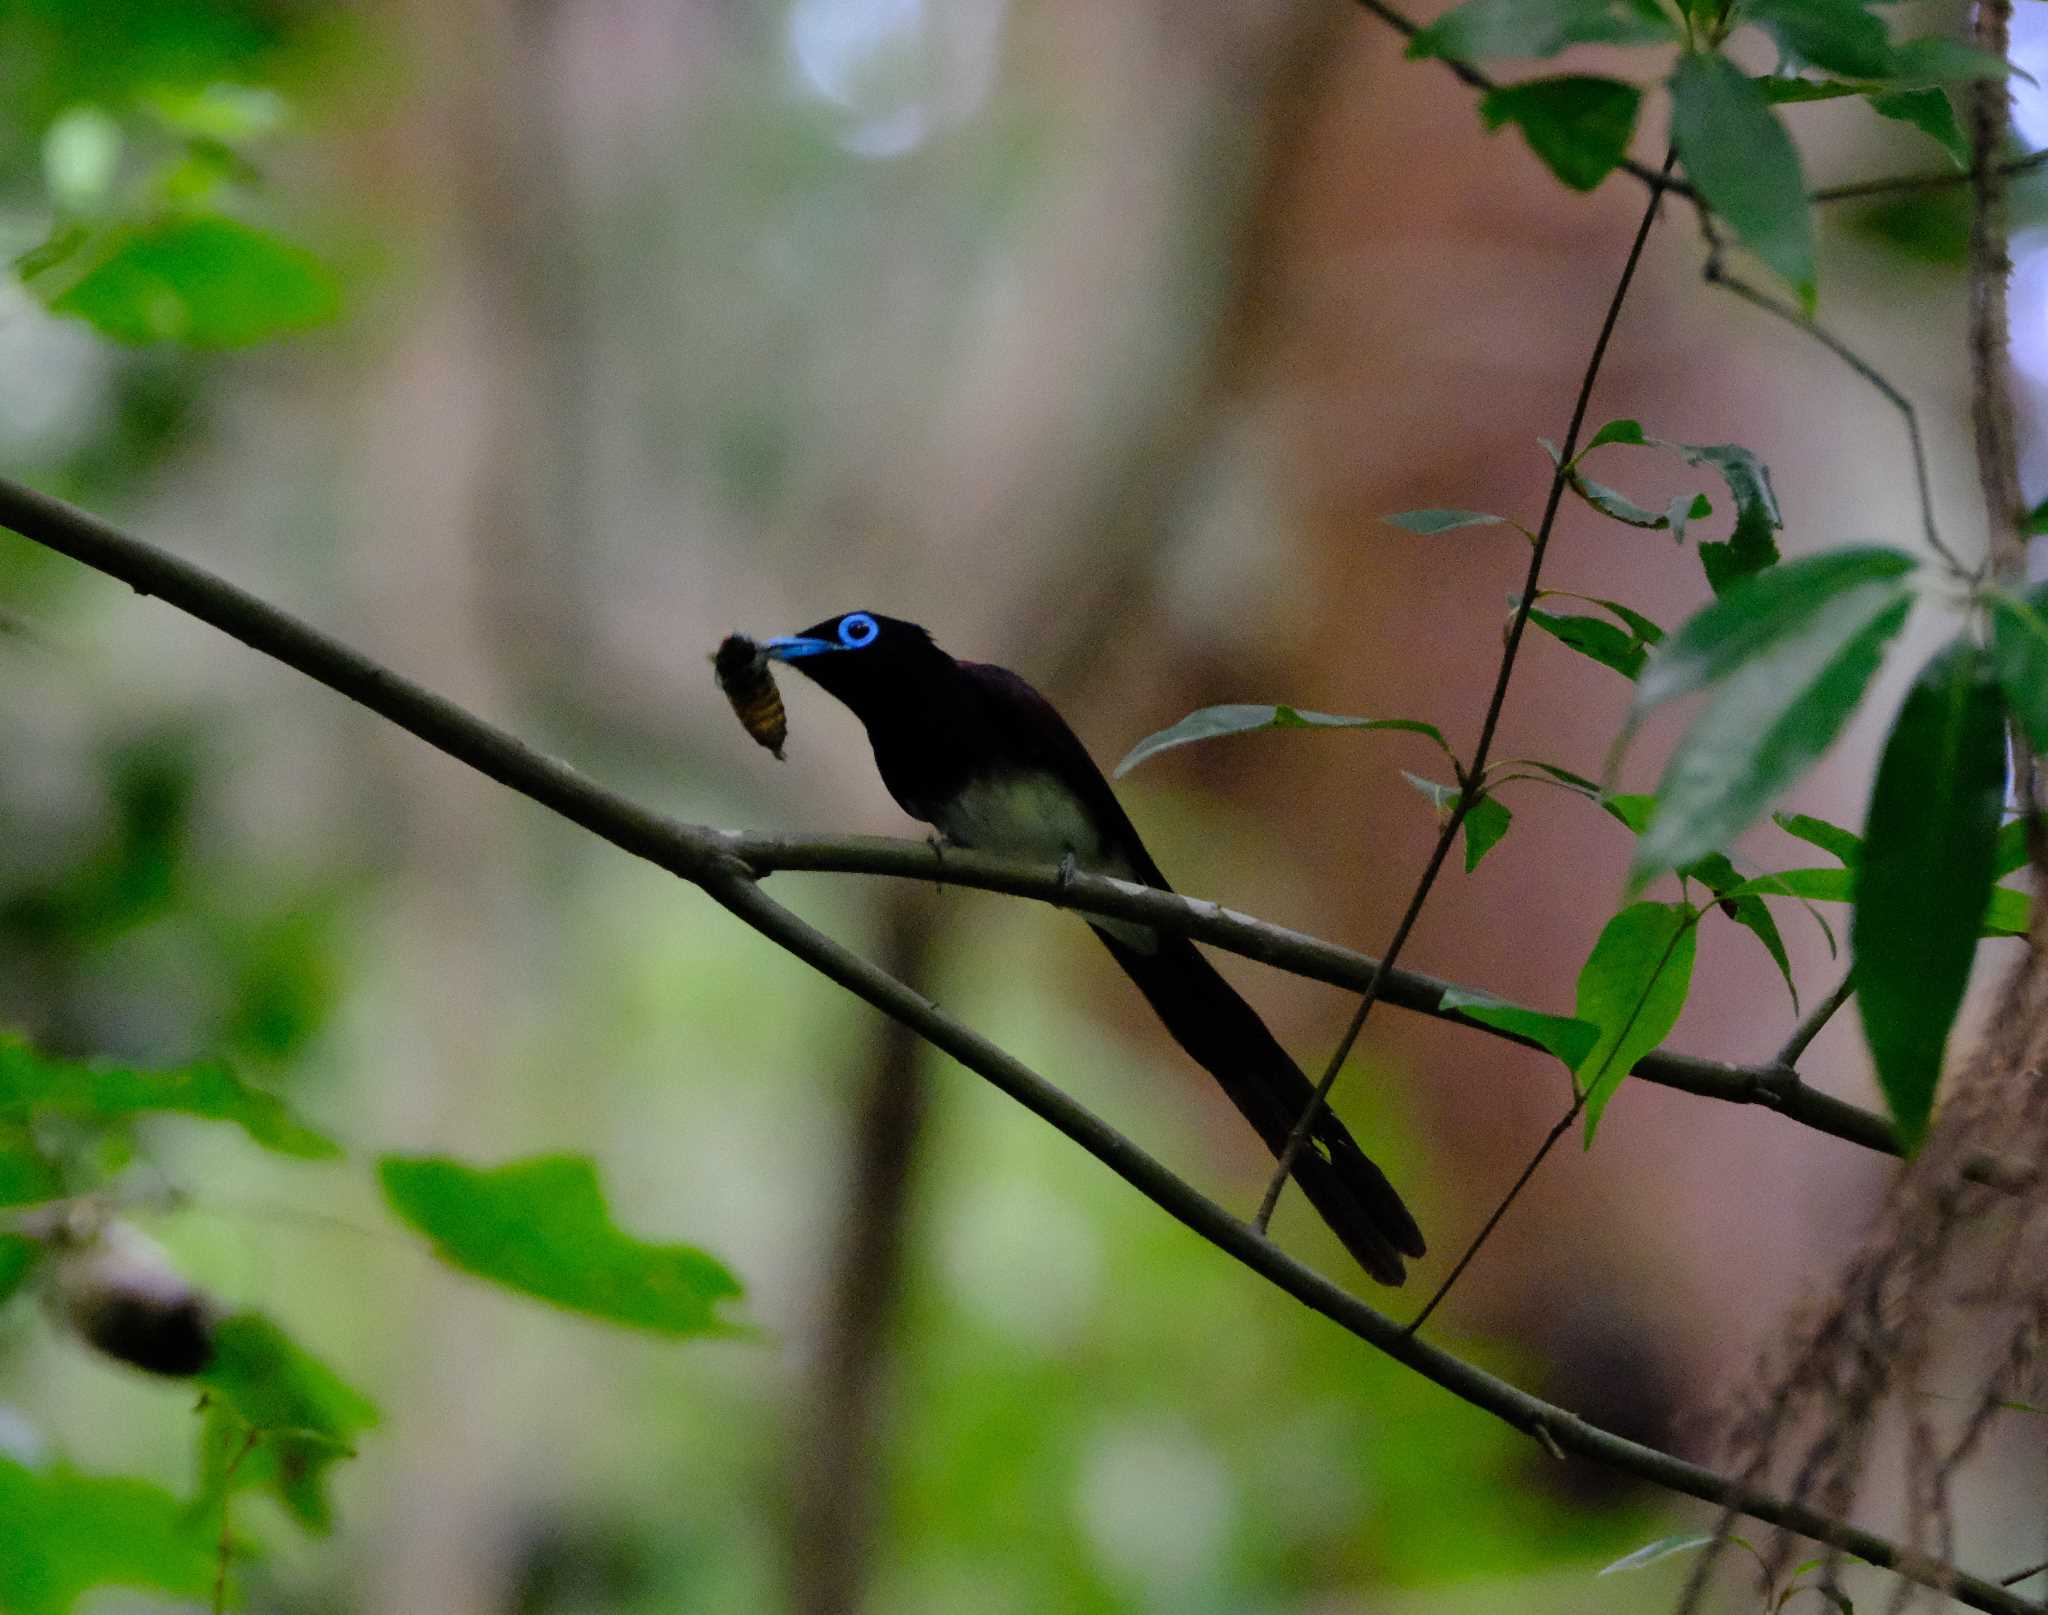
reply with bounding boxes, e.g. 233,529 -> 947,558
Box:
838,612 -> 879,648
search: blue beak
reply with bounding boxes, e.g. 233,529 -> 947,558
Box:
764,635 -> 838,661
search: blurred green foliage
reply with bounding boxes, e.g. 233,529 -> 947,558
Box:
379,1153 -> 745,1336
196,1312 -> 379,1534
0,1037 -> 339,1159
4,0 -> 342,352
0,1456 -> 216,1615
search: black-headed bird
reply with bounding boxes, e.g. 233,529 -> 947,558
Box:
764,610 -> 1424,1284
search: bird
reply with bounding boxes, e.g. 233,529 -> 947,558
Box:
762,610 -> 1425,1284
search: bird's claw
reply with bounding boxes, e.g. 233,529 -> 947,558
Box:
1056,851 -> 1079,892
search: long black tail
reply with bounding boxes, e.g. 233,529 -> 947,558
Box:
1093,927 -> 1425,1285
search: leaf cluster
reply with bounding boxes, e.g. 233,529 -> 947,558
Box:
1127,414 -> 2037,1155
1414,0 -> 2012,306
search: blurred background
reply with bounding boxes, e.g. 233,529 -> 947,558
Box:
2,0 -> 2046,1610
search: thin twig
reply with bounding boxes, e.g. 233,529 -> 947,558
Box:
1695,208 -> 1969,577
0,483 -> 2036,1613
1815,149 -> 2048,204
212,1423 -> 263,1615
1253,149 -> 1681,1234
1774,969 -> 1858,1070
1999,1558 -> 2048,1587
1406,1101 -> 1581,1335
1403,914 -> 1692,1334
730,829 -> 2019,1178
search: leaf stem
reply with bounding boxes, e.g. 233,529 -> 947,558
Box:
1404,913 -> 1694,1334
1774,968 -> 1857,1070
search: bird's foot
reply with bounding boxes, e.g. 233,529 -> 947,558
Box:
926,832 -> 950,886
1056,851 -> 1079,893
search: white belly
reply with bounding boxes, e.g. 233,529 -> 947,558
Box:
937,773 -> 1157,952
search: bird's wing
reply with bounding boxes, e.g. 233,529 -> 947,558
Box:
955,660 -> 1174,892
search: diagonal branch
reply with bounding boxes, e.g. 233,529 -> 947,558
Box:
1,477 -> 2038,1611
727,831 -> 2030,1181
0,470 -> 2004,1182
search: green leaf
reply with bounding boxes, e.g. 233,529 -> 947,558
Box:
1599,1531 -> 1717,1575
1576,901 -> 1699,1141
1603,805 -> 1800,1003
1743,0 -> 1896,81
0,1128 -> 61,1208
1667,492 -> 1714,544
0,1457 -> 216,1615
1994,815 -> 2036,879
1439,988 -> 1601,1068
1528,607 -> 1651,679
1479,75 -> 1643,191
379,1153 -> 744,1335
1671,440 -> 1785,585
1678,444 -> 1785,593
1463,795 -> 1514,870
1773,810 -> 1863,865
1580,596 -> 1666,644
1987,583 -> 2048,752
1716,866 -> 2024,942
1523,760 -> 1605,794
1629,547 -> 1916,717
1867,87 -> 1967,167
34,215 -> 342,348
1527,593 -> 1664,677
1987,886 -> 2031,939
1583,417 -> 1648,451
1408,0 -> 1678,61
1403,776 -> 1515,871
2021,498 -> 2048,537
1568,470 -> 1672,528
1670,53 -> 1817,307
1698,514 -> 1783,596
0,1037 -> 339,1158
1885,37 -> 2022,85
144,83 -> 290,144
1632,584 -> 1912,886
1581,431 -> 1773,575
1683,852 -> 1799,1008
1756,75 -> 1867,103
196,1311 -> 379,1533
1602,791 -> 1656,834
1385,508 -> 1509,533
0,1236 -> 41,1307
1114,705 -> 1449,778
1853,639 -> 2006,1150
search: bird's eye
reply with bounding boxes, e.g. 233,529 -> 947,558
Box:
838,612 -> 879,648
